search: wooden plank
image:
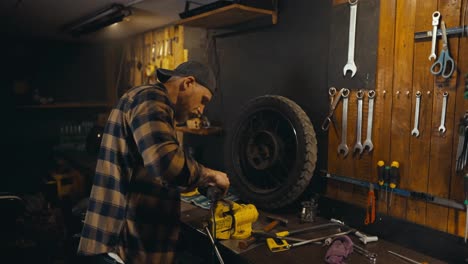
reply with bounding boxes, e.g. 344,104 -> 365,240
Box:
388,0 -> 417,219
333,0 -> 349,6
426,0 -> 462,233
176,4 -> 277,29
373,0 -> 396,215
406,0 -> 438,226
448,0 -> 468,237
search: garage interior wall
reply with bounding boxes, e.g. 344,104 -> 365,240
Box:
190,0 -> 332,175
327,0 -> 468,238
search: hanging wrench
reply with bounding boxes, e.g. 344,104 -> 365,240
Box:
438,91 -> 448,134
429,11 -> 441,60
411,91 -> 422,137
363,90 -> 375,152
322,87 -> 343,131
354,90 -> 364,155
338,88 -> 350,156
343,0 -> 358,77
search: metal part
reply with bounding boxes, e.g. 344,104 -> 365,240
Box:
363,90 -> 375,152
287,229 -> 355,250
429,11 -> 441,60
324,172 -> 465,210
338,88 -> 350,156
411,91 -> 422,137
343,0 -> 358,77
355,231 -> 378,244
438,92 -> 448,134
322,87 -> 343,131
204,224 -> 225,264
354,90 -> 364,155
354,244 -> 377,263
414,25 -> 468,39
388,250 -> 428,264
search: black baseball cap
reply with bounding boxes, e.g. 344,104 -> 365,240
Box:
156,61 -> 216,94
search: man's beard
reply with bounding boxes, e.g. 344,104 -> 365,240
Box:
174,109 -> 189,123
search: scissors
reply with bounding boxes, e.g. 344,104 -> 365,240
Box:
430,21 -> 455,78
321,87 -> 344,131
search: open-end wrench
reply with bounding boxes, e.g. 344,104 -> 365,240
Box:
322,87 -> 343,131
354,244 -> 377,263
429,11 -> 441,60
338,88 -> 350,156
438,91 -> 448,134
363,90 -> 375,152
343,0 -> 358,77
354,90 -> 364,155
411,91 -> 422,137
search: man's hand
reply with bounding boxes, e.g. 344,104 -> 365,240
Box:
200,167 -> 230,195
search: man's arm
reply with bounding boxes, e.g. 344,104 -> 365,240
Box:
126,89 -> 229,192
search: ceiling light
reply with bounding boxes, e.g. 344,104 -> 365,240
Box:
61,4 -> 132,36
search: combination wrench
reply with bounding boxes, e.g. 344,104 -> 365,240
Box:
363,90 -> 375,152
343,0 -> 358,77
338,88 -> 350,156
429,11 -> 440,60
353,90 -> 364,155
411,91 -> 422,137
353,244 -> 377,264
438,91 -> 448,134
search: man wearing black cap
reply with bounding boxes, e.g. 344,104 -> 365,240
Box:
77,61 -> 230,264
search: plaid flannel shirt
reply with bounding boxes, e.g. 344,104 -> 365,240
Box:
78,83 -> 203,264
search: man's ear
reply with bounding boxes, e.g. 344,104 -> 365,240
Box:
181,76 -> 196,91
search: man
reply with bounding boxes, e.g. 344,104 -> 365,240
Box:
77,61 -> 230,264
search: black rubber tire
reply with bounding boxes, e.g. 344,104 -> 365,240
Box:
225,95 -> 317,209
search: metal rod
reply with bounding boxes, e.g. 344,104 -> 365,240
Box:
205,226 -> 225,264
414,26 -> 468,39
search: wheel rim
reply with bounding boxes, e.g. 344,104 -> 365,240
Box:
233,107 -> 299,194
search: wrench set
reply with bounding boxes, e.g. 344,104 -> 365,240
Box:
327,88 -> 450,157
324,87 -> 375,157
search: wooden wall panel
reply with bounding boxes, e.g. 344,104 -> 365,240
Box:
406,0 -> 437,226
388,0 -> 417,219
448,0 -> 467,236
373,0 -> 396,215
426,0 -> 462,232
328,0 -> 468,237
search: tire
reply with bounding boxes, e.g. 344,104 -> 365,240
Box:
225,95 -> 317,209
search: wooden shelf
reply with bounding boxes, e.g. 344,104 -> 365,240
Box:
16,102 -> 111,109
176,4 -> 277,29
176,126 -> 223,136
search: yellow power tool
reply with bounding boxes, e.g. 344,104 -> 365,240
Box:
211,200 -> 259,240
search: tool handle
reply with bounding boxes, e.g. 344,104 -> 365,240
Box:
199,185 -> 223,202
389,161 -> 400,189
238,220 -> 279,249
377,160 -> 385,185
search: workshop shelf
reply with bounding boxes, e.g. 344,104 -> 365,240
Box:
175,4 -> 277,29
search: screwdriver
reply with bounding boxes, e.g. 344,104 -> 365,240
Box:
464,173 -> 468,243
389,161 -> 400,210
384,165 -> 391,206
377,161 -> 385,201
388,250 -> 428,264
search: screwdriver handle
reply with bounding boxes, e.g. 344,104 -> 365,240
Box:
389,161 -> 400,189
377,160 -> 385,186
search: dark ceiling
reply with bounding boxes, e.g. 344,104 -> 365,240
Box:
0,0 -> 214,42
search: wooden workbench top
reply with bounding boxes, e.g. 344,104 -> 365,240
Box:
180,201 -> 446,264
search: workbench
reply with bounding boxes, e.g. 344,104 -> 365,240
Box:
180,201 -> 446,264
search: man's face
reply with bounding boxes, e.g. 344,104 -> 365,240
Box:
175,77 -> 212,123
